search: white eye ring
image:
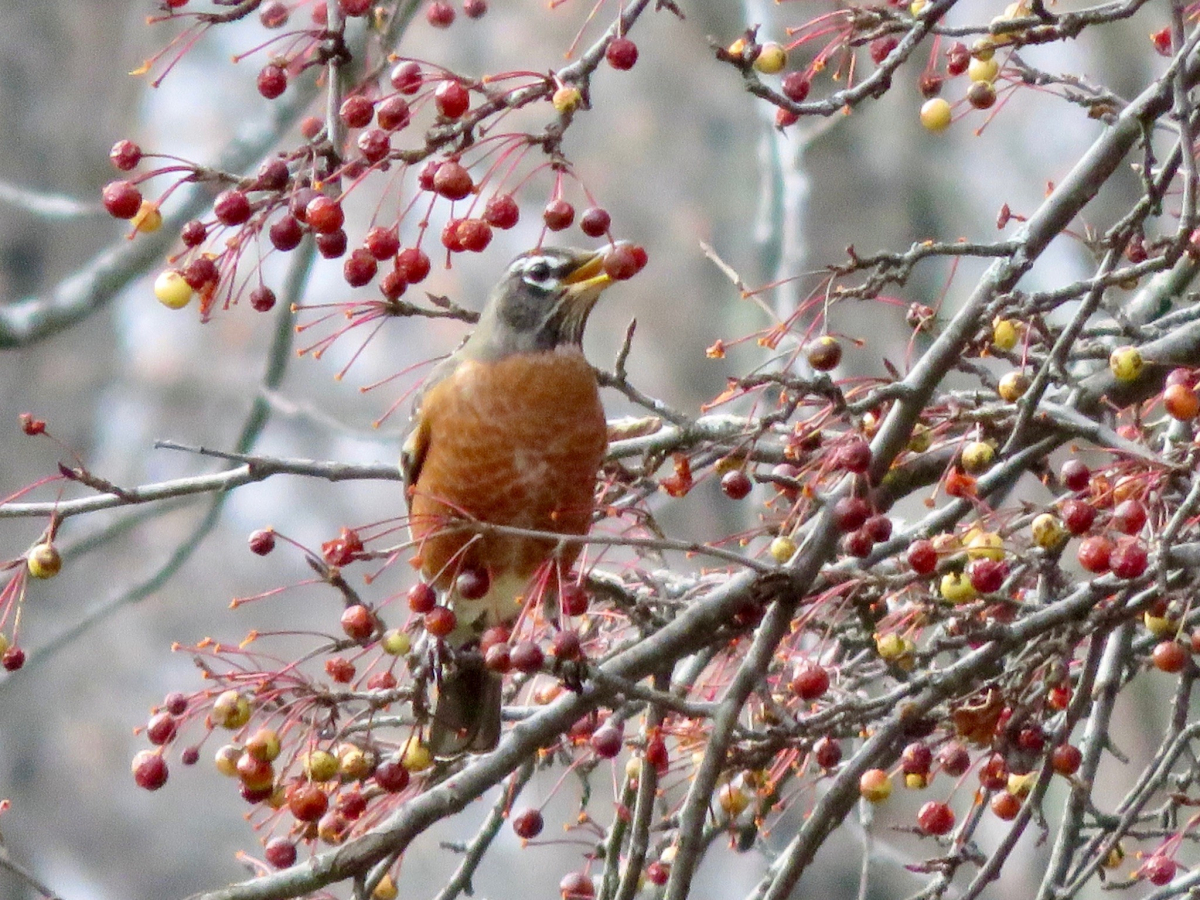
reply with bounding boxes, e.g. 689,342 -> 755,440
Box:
521,257 -> 555,288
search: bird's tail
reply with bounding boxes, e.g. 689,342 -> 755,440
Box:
428,656 -> 503,755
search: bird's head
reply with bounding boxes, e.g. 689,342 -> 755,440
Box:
465,247 -> 613,359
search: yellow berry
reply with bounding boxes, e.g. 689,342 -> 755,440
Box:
1007,771 -> 1036,797
382,628 -> 411,655
1109,346 -> 1144,382
859,768 -> 893,803
770,535 -> 797,563
214,743 -> 243,777
904,772 -> 929,790
373,874 -> 399,900
302,749 -> 339,782
727,37 -> 748,58
154,269 -> 193,310
753,42 -> 788,74
992,318 -> 1020,351
972,36 -> 997,60
909,0 -> 928,15
552,85 -> 582,114
1102,842 -> 1124,868
401,736 -> 433,772
338,744 -> 373,780
907,425 -> 932,453
998,370 -> 1030,401
0,633 -> 8,656
718,782 -> 751,816
920,97 -> 952,132
961,441 -> 995,474
1030,513 -> 1066,550
26,542 -> 62,579
246,727 -> 281,762
966,531 -> 1005,561
132,200 -> 163,234
212,689 -> 251,729
968,56 -> 999,83
940,571 -> 978,604
1144,611 -> 1178,638
875,632 -> 914,662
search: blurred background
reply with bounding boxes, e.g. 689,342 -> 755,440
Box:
0,1 -> 1172,898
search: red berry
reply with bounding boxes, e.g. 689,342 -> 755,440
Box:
380,269 -> 407,300
1051,743 -> 1081,776
559,872 -> 594,900
457,218 -> 493,252
484,643 -> 511,672
606,37 -> 638,70
132,750 -> 169,790
790,663 -> 830,700
425,606 -> 457,637
721,470 -> 753,499
937,742 -> 970,777
543,199 -> 575,231
1143,854 -> 1176,886
146,711 -> 177,745
510,640 -> 544,673
776,108 -> 800,129
456,567 -> 490,600
968,558 -> 1007,594
260,0 -> 289,27
813,736 -> 841,768
901,741 -> 932,775
344,248 -> 379,287
590,725 -> 622,758
164,692 -> 188,716
645,862 -> 669,886
269,215 -> 304,252
551,629 -> 582,661
645,736 -> 669,774
864,514 -> 892,543
340,95 -> 374,128
390,61 -> 422,94
579,207 -> 611,237
377,95 -> 411,131
978,753 -> 1008,790
1153,640 -> 1188,673
214,189 -> 252,226
255,159 -> 290,193
357,128 -> 390,164
426,1 -> 454,27
183,256 -> 219,290
990,791 -> 1020,820
397,247 -> 431,283
3,645 -> 26,671
258,64 -> 287,99
1060,499 -> 1095,535
907,539 -> 937,574
288,783 -> 329,822
1109,538 -> 1148,579
1077,535 -> 1113,574
463,0 -> 487,17
1151,27 -> 1172,57
441,218 -> 464,252
869,36 -> 898,64
833,496 -> 870,532
1060,459 -> 1090,492
109,139 -> 142,171
374,757 -> 411,792
103,180 -> 142,219
806,336 -> 843,370
305,195 -> 345,233
843,529 -> 873,557
325,656 -> 355,682
917,800 -> 955,835
836,438 -> 871,473
365,226 -> 400,260
1111,499 -> 1147,535
433,161 -> 473,200
483,193 -> 520,229
603,244 -> 640,280
181,219 -> 207,247
341,604 -> 375,641
435,80 -> 470,118
512,807 -> 544,838
560,583 -> 588,616
316,229 -> 348,259
264,837 -> 297,869
946,41 -> 970,76
781,72 -> 810,102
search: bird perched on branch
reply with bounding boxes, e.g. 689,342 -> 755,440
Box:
402,246 -> 618,754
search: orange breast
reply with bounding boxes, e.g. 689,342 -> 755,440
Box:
409,347 -> 606,591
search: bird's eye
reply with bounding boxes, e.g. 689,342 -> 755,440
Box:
522,259 -> 553,286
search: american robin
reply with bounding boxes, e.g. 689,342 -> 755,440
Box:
402,246 -> 616,754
